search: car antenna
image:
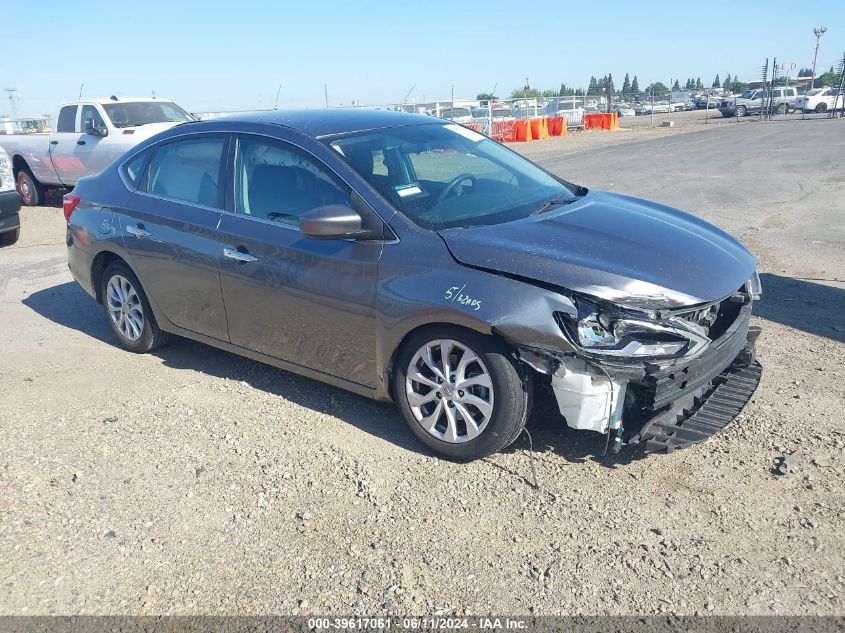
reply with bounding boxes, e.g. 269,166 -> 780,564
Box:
78,82 -> 84,100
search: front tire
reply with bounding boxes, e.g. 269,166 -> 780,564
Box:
16,167 -> 44,207
734,105 -> 747,118
101,262 -> 170,353
815,103 -> 828,113
393,327 -> 531,462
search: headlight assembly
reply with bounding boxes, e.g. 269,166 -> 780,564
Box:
559,299 -> 710,360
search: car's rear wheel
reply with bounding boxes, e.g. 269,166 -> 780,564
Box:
16,168 -> 44,207
815,103 -> 828,113
776,103 -> 788,115
393,327 -> 531,462
0,228 -> 19,247
101,262 -> 170,353
734,105 -> 747,117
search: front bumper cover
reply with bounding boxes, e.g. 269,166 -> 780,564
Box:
629,325 -> 762,453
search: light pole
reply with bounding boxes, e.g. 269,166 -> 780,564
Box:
811,26 -> 827,89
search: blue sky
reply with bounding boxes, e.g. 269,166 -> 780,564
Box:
4,0 -> 844,116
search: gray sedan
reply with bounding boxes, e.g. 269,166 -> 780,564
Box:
65,110 -> 762,461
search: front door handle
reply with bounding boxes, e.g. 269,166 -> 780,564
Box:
77,140 -> 86,145
126,225 -> 152,239
223,247 -> 258,263
50,140 -> 59,145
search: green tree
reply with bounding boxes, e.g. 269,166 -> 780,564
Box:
712,74 -> 721,88
645,81 -> 669,94
798,67 -> 814,77
631,75 -> 640,94
621,73 -> 631,98
541,89 -> 556,98
510,87 -> 540,98
732,79 -> 748,93
695,77 -> 703,90
672,79 -> 680,91
587,75 -> 599,95
476,93 -> 497,103
723,74 -> 732,92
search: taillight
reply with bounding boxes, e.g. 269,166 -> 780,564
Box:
63,193 -> 81,222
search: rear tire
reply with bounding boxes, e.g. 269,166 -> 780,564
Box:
101,261 -> 170,353
393,326 -> 532,462
815,103 -> 828,113
16,167 -> 44,207
0,228 -> 20,247
776,103 -> 787,115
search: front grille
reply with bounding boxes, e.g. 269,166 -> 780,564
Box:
673,297 -> 742,341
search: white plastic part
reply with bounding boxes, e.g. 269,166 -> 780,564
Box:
551,357 -> 627,434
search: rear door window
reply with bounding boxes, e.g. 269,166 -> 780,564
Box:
146,137 -> 225,208
56,106 -> 77,133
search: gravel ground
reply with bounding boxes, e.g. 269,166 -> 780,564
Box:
0,118 -> 843,617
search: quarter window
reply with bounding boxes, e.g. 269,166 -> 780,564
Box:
56,106 -> 77,133
123,150 -> 151,189
234,137 -> 350,226
147,137 -> 224,207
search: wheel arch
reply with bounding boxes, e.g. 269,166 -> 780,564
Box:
382,320 -> 513,402
91,250 -> 134,305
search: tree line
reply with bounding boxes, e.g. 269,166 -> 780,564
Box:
484,71 -> 752,101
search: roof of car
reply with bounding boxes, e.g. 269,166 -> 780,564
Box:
216,108 -> 437,138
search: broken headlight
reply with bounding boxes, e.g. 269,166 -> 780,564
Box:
558,299 -> 709,359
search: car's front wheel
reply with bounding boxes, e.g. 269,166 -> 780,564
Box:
393,327 -> 531,461
101,262 -> 170,353
815,103 -> 828,113
734,105 -> 747,117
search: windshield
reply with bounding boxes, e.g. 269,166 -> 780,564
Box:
102,101 -> 194,128
740,90 -> 755,99
327,123 -> 579,230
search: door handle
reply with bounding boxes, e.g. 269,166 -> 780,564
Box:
50,140 -> 59,145
77,140 -> 86,145
126,225 -> 152,239
223,247 -> 258,263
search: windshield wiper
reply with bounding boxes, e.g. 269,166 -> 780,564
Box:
529,193 -> 575,216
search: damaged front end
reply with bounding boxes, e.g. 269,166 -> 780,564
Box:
516,273 -> 763,454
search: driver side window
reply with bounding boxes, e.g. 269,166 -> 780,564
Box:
235,137 -> 351,226
80,105 -> 106,133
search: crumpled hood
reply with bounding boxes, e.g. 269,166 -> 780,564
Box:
439,190 -> 756,310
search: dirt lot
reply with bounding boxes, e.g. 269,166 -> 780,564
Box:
1,118 -> 843,616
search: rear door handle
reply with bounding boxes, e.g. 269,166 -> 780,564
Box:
77,140 -> 86,145
223,247 -> 258,263
126,225 -> 151,239
50,140 -> 59,145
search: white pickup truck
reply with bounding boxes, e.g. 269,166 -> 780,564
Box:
1,97 -> 194,205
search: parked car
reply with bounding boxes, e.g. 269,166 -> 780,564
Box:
65,110 -> 762,461
611,103 -> 635,117
2,97 -> 194,206
0,145 -> 21,246
795,87 -> 844,113
719,87 -> 800,117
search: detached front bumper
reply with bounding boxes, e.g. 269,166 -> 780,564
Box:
627,323 -> 761,453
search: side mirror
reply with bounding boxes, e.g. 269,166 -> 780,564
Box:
84,119 -> 107,137
300,204 -> 380,240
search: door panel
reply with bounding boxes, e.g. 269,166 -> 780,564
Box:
217,134 -> 381,386
120,135 -> 229,340
218,216 -> 380,386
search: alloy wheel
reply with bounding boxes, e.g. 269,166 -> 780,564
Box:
405,339 -> 494,443
106,274 -> 145,342
17,173 -> 33,206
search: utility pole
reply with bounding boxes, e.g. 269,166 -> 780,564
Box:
4,88 -> 19,120
811,27 -> 827,89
